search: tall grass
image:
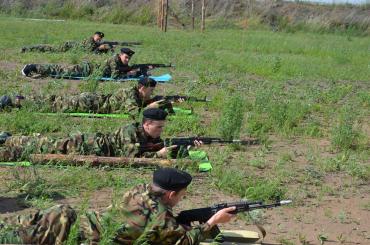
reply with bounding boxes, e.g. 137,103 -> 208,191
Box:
330,106 -> 360,151
218,94 -> 245,140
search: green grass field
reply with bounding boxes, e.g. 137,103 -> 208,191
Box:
0,16 -> 369,244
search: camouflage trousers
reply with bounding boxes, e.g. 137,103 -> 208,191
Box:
0,204 -> 76,245
0,132 -> 117,161
45,93 -> 115,114
22,41 -> 77,53
34,61 -> 93,78
26,89 -> 128,114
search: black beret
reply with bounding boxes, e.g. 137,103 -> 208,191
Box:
95,31 -> 104,38
138,77 -> 157,87
143,108 -> 168,121
120,48 -> 135,57
153,168 -> 192,191
0,95 -> 13,109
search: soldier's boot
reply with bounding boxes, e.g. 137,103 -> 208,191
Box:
0,95 -> 13,110
21,64 -> 37,77
0,132 -> 11,145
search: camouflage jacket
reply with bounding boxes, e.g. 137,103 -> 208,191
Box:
80,37 -> 101,52
0,122 -> 161,161
46,85 -> 146,117
80,184 -> 210,245
105,86 -> 146,116
107,122 -> 162,158
102,55 -> 134,79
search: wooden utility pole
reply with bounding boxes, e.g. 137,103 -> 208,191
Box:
158,0 -> 168,32
201,0 -> 206,32
157,0 -> 162,28
164,0 -> 169,32
191,0 -> 195,30
161,0 -> 165,30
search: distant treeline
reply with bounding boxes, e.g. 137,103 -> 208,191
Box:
0,0 -> 369,35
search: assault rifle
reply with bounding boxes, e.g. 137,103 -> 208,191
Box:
151,95 -> 211,103
176,200 -> 292,237
99,41 -> 142,47
130,63 -> 174,76
139,137 -> 260,152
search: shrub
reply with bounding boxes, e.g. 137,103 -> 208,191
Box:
218,94 -> 245,140
330,106 -> 360,151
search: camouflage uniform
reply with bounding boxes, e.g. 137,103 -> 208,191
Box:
21,37 -> 104,53
0,123 -> 161,161
2,86 -> 173,117
32,54 -> 135,79
35,86 -> 146,116
0,204 -> 76,244
102,54 -> 138,79
79,184 -> 211,244
33,61 -> 93,78
0,186 -> 211,244
44,86 -> 174,115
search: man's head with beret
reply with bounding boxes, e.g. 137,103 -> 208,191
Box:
93,31 -> 104,42
95,31 -> 104,38
119,48 -> 135,65
153,168 -> 192,191
152,168 -> 192,207
142,108 -> 168,139
120,48 -> 135,57
138,77 -> 157,88
137,77 -> 157,102
143,108 -> 168,121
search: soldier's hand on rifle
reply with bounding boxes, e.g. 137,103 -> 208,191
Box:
193,140 -> 203,147
206,206 -> 236,228
98,44 -> 110,50
156,145 -> 178,158
127,69 -> 140,75
147,99 -> 166,109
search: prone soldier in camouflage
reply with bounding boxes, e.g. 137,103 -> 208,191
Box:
21,48 -> 151,79
20,31 -> 113,54
0,108 -> 199,161
79,167 -> 236,244
0,204 -> 76,245
1,77 -> 174,118
0,169 -> 235,244
42,77 -> 172,116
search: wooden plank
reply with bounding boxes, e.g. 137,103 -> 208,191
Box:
30,154 -> 193,168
